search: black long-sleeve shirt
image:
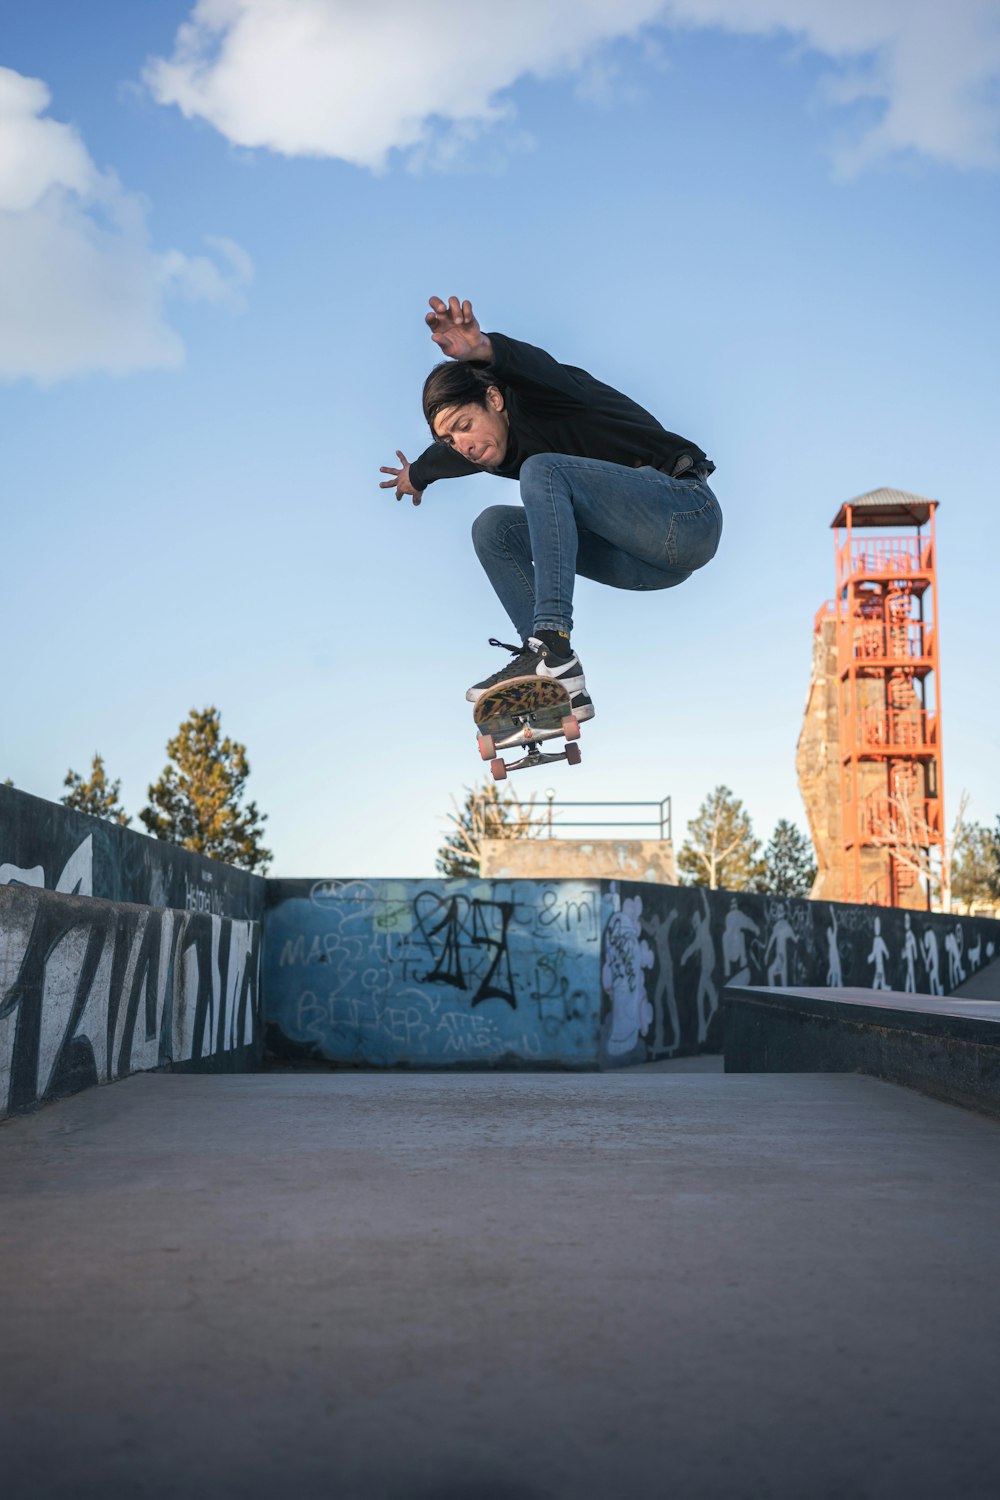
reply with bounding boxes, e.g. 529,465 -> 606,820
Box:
408,331 -> 711,492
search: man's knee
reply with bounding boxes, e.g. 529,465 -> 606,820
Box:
472,504 -> 522,557
519,452 -> 564,488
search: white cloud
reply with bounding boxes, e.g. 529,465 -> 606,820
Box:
161,235 -> 254,307
143,0 -> 670,169
0,66 -> 252,385
663,0 -> 1000,172
144,0 -> 1000,173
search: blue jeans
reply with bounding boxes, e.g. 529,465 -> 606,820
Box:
471,453 -> 723,639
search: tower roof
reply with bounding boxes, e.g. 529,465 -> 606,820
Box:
831,487 -> 938,529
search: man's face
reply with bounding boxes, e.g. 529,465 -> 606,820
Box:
432,388 -> 509,466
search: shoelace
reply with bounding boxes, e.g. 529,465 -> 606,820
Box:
478,636 -> 539,689
488,637 -> 534,656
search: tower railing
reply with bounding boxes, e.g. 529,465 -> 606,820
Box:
859,793 -> 942,840
847,620 -> 933,662
836,535 -> 933,579
853,708 -> 939,751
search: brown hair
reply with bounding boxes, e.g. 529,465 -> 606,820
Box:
422,360 -> 501,434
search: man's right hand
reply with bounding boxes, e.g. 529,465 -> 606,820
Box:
379,450 -> 423,505
425,295 -> 493,363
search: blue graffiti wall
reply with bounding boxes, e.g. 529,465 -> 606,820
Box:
265,877 -> 1000,1070
263,878 -> 604,1067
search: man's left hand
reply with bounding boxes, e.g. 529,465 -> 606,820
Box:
379,450 -> 423,505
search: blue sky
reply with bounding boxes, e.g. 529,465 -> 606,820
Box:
3,1 -> 999,876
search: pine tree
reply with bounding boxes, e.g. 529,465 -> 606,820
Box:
677,785 -> 765,890
62,754 -> 130,825
437,778 -> 539,877
761,818 -> 816,897
139,707 -> 271,872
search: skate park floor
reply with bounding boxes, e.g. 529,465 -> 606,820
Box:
3,1060 -> 1000,1500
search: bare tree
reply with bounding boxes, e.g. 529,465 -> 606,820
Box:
865,786 -> 966,913
437,779 -> 541,877
942,789 -> 971,913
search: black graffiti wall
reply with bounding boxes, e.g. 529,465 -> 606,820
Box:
0,783 -> 265,919
0,786 -> 265,1118
611,883 -> 1000,1059
0,883 -> 260,1118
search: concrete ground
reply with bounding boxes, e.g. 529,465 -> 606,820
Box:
2,1064 -> 1000,1500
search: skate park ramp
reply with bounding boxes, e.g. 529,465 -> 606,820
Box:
4,783 -> 1000,1495
3,1063 -> 1000,1500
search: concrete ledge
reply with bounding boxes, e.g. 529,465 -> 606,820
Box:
480,838 -> 677,883
723,984 -> 1000,1118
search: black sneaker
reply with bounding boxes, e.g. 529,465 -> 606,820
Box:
465,635 -> 590,705
570,689 -> 596,724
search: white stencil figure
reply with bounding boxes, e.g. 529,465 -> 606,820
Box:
969,931 -> 982,971
0,862 -> 44,888
826,908 -> 843,987
944,924 -> 966,989
764,903 -> 797,987
642,908 -> 680,1056
921,927 -> 943,996
680,891 -> 719,1044
722,898 -> 759,981
902,913 -> 918,993
0,834 -> 93,896
602,893 -> 654,1056
867,916 -> 890,990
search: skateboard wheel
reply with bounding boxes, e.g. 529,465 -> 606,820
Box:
478,733 -> 496,760
562,714 -> 580,742
566,743 -> 582,766
490,757 -> 508,782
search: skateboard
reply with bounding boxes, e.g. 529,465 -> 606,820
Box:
473,677 -> 583,781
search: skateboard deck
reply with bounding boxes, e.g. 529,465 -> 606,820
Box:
473,676 -> 583,780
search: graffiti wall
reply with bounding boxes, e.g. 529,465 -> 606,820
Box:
263,878 -> 604,1067
0,783 -> 265,920
6,784 -> 998,1082
265,877 -> 1000,1070
0,883 -> 260,1118
607,883 -> 1000,1061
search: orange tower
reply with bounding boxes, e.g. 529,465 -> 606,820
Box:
832,488 -> 944,908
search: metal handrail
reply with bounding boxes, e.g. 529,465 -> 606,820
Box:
534,795 -> 672,841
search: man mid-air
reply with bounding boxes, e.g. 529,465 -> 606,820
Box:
381,295 -> 722,722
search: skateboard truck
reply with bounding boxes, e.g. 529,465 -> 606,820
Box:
473,679 -> 583,781
483,738 -> 582,781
